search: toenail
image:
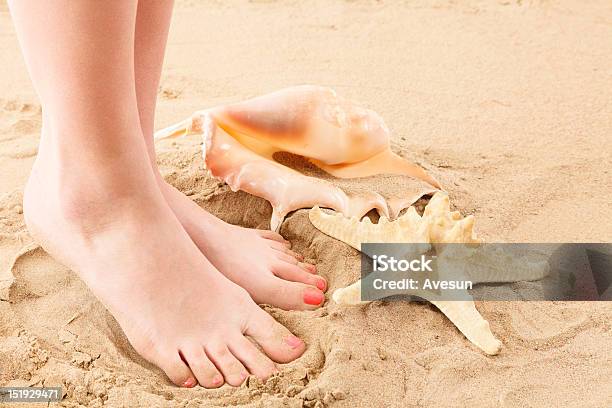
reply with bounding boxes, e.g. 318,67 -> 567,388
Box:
304,289 -> 324,305
315,279 -> 327,291
240,371 -> 249,380
182,377 -> 196,388
285,335 -> 303,349
212,375 -> 223,385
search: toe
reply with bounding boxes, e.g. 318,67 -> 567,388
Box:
298,262 -> 317,274
258,229 -> 289,245
156,350 -> 197,388
269,240 -> 292,251
301,285 -> 326,307
272,246 -> 304,262
275,251 -> 298,265
205,343 -> 250,387
262,277 -> 325,310
272,262 -> 327,291
180,345 -> 224,388
245,307 -> 306,363
228,335 -> 278,380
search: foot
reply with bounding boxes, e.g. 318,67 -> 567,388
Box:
23,140 -> 305,388
159,181 -> 327,310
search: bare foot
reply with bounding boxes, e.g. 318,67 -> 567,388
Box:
23,139 -> 305,388
159,180 -> 327,310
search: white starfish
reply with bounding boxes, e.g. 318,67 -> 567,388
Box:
309,192 -> 549,355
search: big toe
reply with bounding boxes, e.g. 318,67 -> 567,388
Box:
245,307 -> 305,364
256,277 -> 325,311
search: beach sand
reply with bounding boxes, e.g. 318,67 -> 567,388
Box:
1,1 -> 611,406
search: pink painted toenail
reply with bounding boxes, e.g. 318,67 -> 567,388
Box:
304,290 -> 324,305
285,335 -> 303,349
182,377 -> 196,388
316,279 -> 326,291
241,371 -> 249,380
213,375 -> 223,385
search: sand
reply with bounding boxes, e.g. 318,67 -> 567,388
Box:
1,0 -> 611,407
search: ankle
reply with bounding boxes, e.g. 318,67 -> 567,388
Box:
24,154 -> 164,238
25,175 -> 142,236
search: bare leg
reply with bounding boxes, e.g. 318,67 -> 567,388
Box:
9,0 -> 304,388
133,1 -> 327,310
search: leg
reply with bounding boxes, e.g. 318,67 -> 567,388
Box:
133,1 -> 327,310
9,0 -> 304,388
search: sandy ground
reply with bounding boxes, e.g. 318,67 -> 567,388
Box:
1,1 -> 612,407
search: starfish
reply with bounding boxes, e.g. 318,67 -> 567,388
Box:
309,192 -> 549,355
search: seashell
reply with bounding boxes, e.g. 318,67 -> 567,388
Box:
202,114 -> 389,231
154,86 -> 440,230
209,86 -> 440,187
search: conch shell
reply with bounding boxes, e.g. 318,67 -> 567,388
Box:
310,192 -> 549,355
154,85 -> 440,230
